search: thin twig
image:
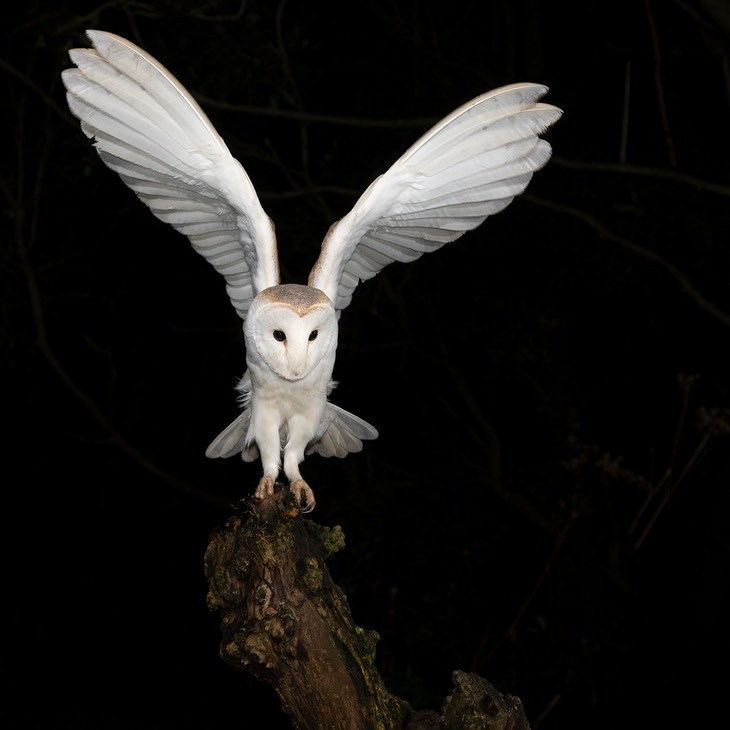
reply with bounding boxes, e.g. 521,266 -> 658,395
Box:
194,93 -> 438,129
550,156 -> 730,196
620,61 -> 631,165
644,0 -> 678,167
632,431 -> 711,551
628,378 -> 691,536
525,194 -> 730,328
473,507 -> 578,670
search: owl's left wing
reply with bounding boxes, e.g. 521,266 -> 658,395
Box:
308,83 -> 562,314
62,30 -> 279,321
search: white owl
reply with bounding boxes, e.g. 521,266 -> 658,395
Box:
62,30 -> 562,512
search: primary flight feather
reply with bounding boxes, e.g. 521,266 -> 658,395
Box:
62,30 -> 562,511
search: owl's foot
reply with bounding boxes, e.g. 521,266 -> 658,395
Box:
290,479 -> 316,513
255,475 -> 275,500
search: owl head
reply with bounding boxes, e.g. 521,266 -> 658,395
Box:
244,284 -> 338,382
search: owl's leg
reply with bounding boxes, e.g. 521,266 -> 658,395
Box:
253,421 -> 281,501
283,423 -> 316,513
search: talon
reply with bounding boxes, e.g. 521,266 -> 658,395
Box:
290,480 -> 316,513
255,475 -> 275,500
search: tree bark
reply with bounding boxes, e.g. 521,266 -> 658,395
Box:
204,486 -> 532,729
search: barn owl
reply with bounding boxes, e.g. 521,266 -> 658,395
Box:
62,30 -> 562,512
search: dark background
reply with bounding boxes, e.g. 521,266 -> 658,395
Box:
3,1 -> 730,728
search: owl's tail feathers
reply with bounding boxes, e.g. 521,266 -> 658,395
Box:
307,404 -> 379,459
205,410 -> 259,461
206,401 -> 377,460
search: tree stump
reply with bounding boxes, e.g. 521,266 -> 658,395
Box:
204,486 -> 532,729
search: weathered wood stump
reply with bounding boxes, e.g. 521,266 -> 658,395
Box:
204,485 -> 532,729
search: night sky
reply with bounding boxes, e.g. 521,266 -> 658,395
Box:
3,1 -> 730,728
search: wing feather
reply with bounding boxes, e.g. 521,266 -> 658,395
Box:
62,30 -> 279,320
308,83 -> 562,313
307,403 -> 379,458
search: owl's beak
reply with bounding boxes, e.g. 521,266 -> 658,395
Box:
286,342 -> 308,380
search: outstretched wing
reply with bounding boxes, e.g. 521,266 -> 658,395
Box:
62,30 -> 279,321
307,83 -> 562,314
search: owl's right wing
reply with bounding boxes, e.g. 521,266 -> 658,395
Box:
62,30 -> 279,321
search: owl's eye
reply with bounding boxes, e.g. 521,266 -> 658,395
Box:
308,330 -> 318,342
273,330 -> 286,342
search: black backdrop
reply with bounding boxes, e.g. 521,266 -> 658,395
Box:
3,1 -> 730,728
